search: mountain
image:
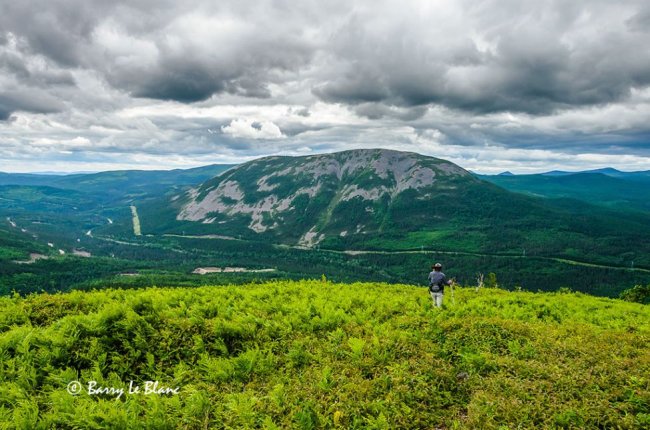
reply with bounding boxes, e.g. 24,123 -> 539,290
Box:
176,149 -> 479,246
165,149 -> 650,269
481,170 -> 650,212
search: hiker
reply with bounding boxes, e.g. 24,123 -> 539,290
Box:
428,263 -> 452,308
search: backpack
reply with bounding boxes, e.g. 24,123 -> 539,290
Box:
429,271 -> 444,292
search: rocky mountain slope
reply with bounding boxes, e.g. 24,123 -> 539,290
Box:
169,149 -> 650,270
177,149 -> 480,246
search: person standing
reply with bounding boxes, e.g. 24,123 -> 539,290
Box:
428,263 -> 452,308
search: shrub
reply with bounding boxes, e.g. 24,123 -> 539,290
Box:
0,281 -> 648,428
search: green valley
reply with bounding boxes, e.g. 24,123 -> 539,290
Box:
2,149 -> 650,297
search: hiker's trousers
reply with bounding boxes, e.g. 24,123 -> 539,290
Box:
430,292 -> 443,308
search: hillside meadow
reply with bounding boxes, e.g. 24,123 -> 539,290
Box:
0,281 -> 648,429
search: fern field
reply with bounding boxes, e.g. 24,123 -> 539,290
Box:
0,281 -> 648,429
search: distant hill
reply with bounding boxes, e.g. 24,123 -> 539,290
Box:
539,167 -> 650,179
0,164 -> 235,204
480,170 -> 650,212
540,167 -> 622,176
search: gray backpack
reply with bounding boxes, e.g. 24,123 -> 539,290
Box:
429,271 -> 445,292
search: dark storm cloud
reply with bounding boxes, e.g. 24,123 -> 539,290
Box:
315,0 -> 650,115
627,7 -> 650,32
3,0 -> 649,112
0,51 -> 30,79
0,1 -> 110,67
0,31 -> 76,121
313,70 -> 390,104
120,39 -> 310,102
0,0 -> 320,103
353,103 -> 428,121
1,0 -> 650,172
0,51 -> 76,88
130,61 -> 229,103
0,91 -> 65,120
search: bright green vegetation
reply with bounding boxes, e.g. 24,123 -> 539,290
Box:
1,281 -> 648,429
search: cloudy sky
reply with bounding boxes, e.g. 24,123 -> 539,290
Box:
1,0 -> 650,174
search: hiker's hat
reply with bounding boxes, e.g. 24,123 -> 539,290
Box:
433,263 -> 442,269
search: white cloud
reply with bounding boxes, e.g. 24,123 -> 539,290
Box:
221,119 -> 285,140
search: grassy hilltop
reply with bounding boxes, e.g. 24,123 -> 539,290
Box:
1,281 -> 648,429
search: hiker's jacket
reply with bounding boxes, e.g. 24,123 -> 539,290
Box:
428,271 -> 449,293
